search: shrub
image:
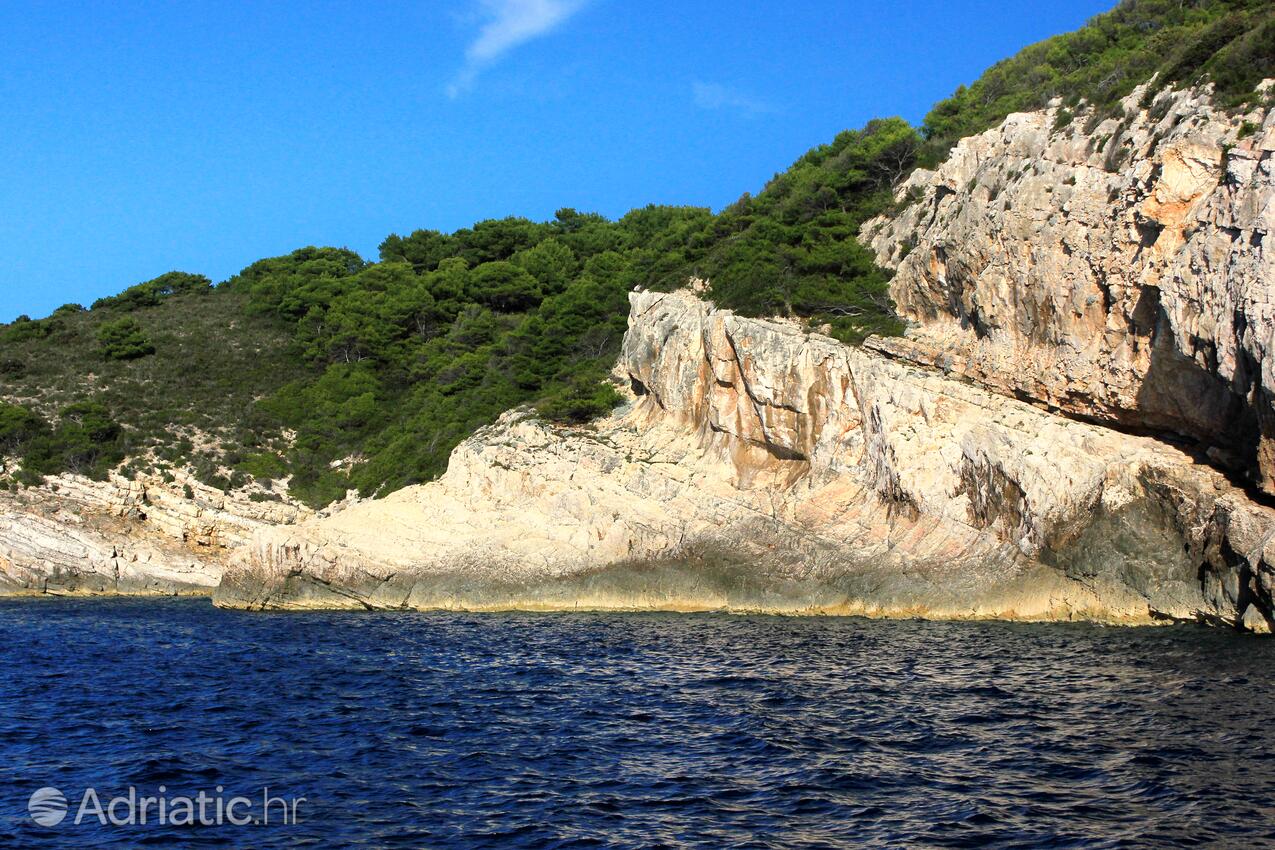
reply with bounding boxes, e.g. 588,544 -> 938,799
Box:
2,316 -> 53,343
536,377 -> 624,424
11,401 -> 129,481
467,262 -> 543,312
0,403 -> 49,456
921,0 -> 1274,159
236,451 -> 288,480
97,317 -> 155,360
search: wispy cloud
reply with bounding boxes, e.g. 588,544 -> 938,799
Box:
692,81 -> 777,117
448,0 -> 589,97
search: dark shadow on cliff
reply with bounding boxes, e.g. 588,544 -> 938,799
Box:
1133,287 -> 1269,505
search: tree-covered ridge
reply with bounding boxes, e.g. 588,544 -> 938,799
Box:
0,118 -> 919,506
922,0 -> 1274,160
228,118 -> 918,506
687,118 -> 914,340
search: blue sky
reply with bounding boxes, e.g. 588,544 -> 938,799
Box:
0,0 -> 1113,322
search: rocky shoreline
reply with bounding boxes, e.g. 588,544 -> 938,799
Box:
0,470 -> 309,596
209,289 -> 1275,630
5,83 -> 1274,630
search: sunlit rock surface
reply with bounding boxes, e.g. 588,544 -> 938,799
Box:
217,291 -> 1275,629
0,471 -> 311,595
863,83 -> 1275,492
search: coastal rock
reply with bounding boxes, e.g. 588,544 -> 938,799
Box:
0,470 -> 311,596
216,291 -> 1275,626
862,83 -> 1275,491
1241,603 -> 1272,634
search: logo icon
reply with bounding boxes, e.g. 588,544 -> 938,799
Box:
28,787 -> 68,827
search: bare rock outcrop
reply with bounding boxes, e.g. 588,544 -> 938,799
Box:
862,83 -> 1275,491
217,292 -> 1275,630
0,470 -> 311,595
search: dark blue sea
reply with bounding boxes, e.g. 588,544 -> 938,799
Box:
1,598 -> 1273,849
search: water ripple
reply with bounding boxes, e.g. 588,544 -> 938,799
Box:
0,599 -> 1273,848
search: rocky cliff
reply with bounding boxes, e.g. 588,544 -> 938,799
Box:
215,289 -> 1275,630
863,82 -> 1275,492
0,470 -> 311,595
9,82 -> 1274,630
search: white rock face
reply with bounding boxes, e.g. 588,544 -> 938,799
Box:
0,470 -> 311,595
862,83 -> 1275,491
217,292 -> 1275,629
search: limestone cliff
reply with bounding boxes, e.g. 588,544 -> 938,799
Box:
863,82 -> 1275,492
10,81 -> 1275,630
0,471 -> 311,595
216,291 -> 1275,630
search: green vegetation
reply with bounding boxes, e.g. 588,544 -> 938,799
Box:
0,403 -> 46,461
0,282 -> 304,491
0,400 -> 128,484
91,271 -> 211,311
97,317 -> 155,361
0,115 -> 921,506
687,118 -> 915,341
921,0 -> 1274,161
2,0 -> 1270,505
216,116 -> 921,504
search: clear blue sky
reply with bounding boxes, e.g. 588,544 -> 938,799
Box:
0,0 -> 1114,322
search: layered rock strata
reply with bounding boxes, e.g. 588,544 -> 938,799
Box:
0,471 -> 310,595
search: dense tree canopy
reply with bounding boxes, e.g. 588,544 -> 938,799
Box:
207,117 -> 928,504
1,113 -> 917,505
91,271 -> 212,311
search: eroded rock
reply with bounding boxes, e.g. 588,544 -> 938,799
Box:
216,292 -> 1275,626
862,82 -> 1275,491
0,470 -> 312,596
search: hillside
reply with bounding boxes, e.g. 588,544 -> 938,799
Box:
0,122 -> 920,507
1,0 -> 1271,509
920,0 -> 1274,158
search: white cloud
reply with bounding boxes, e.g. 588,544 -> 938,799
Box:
692,81 -> 777,117
448,0 -> 589,97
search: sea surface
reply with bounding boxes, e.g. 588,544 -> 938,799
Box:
0,598 -> 1272,849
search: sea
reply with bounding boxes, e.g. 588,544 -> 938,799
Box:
1,597 -> 1272,848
